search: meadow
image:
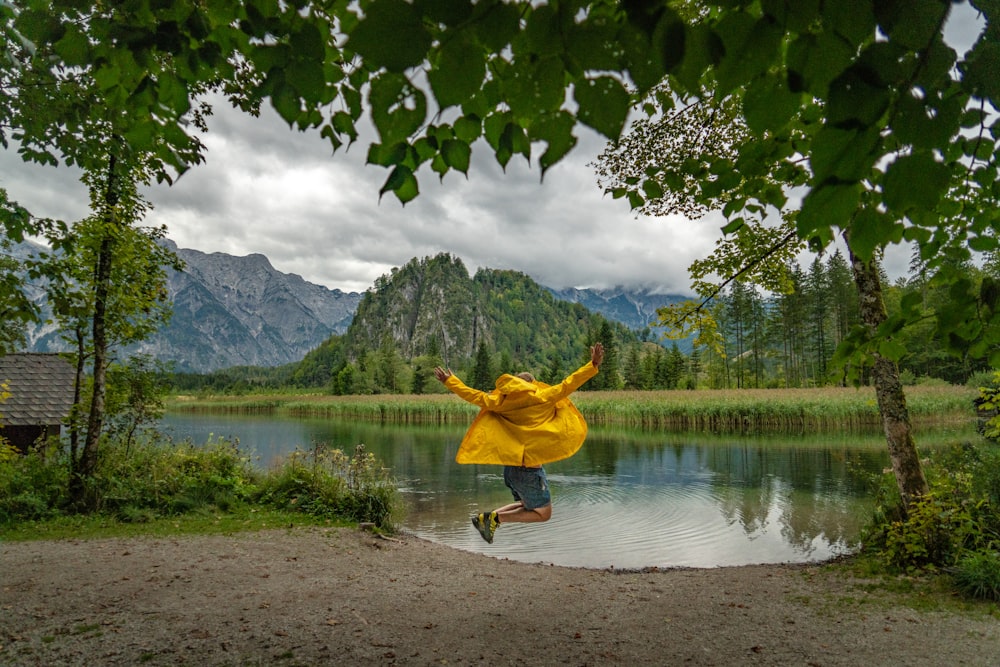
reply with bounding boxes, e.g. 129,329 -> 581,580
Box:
167,384 -> 980,431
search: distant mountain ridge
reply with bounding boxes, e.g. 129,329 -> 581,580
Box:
16,239 -> 362,372
142,240 -> 361,371
547,286 -> 685,333
14,241 -> 686,371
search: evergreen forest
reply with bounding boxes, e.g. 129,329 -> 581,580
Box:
167,250 -> 999,396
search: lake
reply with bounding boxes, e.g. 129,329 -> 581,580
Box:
159,412 -> 968,569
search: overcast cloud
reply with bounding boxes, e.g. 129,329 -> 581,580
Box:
1,7 -> 983,295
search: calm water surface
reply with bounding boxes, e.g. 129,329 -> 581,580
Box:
161,412 -> 919,569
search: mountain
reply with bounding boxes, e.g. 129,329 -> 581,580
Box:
16,239 -> 362,372
341,254 -> 637,373
548,286 -> 686,333
136,241 -> 361,371
13,238 -> 683,372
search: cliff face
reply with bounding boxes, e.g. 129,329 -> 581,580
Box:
18,239 -> 361,372
131,241 -> 361,371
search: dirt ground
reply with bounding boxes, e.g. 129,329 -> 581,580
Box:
1,527 -> 998,666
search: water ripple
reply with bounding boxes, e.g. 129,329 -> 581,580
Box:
406,473 -> 861,569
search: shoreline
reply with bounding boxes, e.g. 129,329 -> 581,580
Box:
2,527 -> 997,666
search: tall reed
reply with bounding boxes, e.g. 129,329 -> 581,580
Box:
167,385 -> 978,432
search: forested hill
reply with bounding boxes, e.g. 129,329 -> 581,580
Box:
291,254 -> 638,390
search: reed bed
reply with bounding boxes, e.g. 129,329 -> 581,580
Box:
167,385 -> 979,432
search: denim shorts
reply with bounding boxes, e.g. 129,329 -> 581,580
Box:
503,465 -> 551,510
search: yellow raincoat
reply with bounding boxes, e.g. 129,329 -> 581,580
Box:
443,362 -> 599,467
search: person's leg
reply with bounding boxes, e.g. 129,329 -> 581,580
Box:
496,466 -> 552,523
496,501 -> 551,523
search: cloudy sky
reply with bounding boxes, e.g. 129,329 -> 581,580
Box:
1,7 -> 983,296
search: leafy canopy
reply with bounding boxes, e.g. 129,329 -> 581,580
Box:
2,1 -> 998,367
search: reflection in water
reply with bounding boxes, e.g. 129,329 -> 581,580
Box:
160,413 -> 906,568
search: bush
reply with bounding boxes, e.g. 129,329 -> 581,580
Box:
254,444 -> 403,530
0,433 -> 403,532
951,551 -> 1000,602
89,433 -> 257,520
863,442 -> 1000,586
0,442 -> 69,525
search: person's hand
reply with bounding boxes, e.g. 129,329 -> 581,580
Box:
433,367 -> 452,382
590,343 -> 604,369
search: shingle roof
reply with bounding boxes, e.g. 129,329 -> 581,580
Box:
0,353 -> 76,426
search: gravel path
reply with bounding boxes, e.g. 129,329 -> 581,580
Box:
1,527 -> 997,666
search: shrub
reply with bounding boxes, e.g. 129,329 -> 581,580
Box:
0,442 -> 70,525
951,552 -> 1000,602
254,444 -> 403,530
90,433 -> 257,520
863,442 -> 1000,578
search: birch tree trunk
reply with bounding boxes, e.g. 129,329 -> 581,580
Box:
846,236 -> 929,513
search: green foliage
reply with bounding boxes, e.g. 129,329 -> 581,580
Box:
88,435 -> 255,520
0,434 -> 403,531
976,370 -> 1000,440
863,442 -> 1000,575
951,551 -> 1000,602
253,444 -> 402,530
0,441 -> 69,524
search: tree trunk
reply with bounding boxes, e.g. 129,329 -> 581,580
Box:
69,154 -> 119,509
846,237 -> 928,512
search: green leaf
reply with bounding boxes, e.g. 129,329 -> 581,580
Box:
366,142 -> 407,167
380,165 -> 419,204
847,207 -> 899,261
505,54 -> 566,119
642,179 -> 664,200
531,111 -> 577,176
810,126 -> 880,182
417,0 -> 474,26
825,0 -> 877,46
473,0 -> 520,53
798,182 -> 861,238
53,23 -> 89,65
721,218 -> 745,235
565,20 -> 621,73
369,73 -> 427,145
714,14 -> 783,96
347,0 -> 431,72
441,139 -> 471,174
787,31 -> 856,95
428,31 -> 485,109
743,74 -> 801,133
962,37 -> 1000,107
285,59 -> 325,98
271,81 -> 301,125
882,151 -> 950,214
878,339 -> 907,362
826,65 -> 891,128
290,21 -> 325,60
875,0 -> 947,51
453,115 -> 482,143
574,76 -> 629,140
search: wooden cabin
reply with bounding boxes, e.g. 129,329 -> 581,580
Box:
0,353 -> 75,453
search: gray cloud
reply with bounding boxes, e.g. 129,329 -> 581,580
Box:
7,0 -> 984,295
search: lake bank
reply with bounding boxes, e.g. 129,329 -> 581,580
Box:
1,527 -> 997,666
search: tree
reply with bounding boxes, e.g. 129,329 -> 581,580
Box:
5,1 -> 996,513
470,340 -> 494,391
32,202 -> 180,506
591,2 -> 997,512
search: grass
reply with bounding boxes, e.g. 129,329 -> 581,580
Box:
167,384 -> 980,431
0,507 -> 350,542
809,556 -> 1000,618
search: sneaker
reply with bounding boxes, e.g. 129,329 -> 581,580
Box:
472,511 -> 499,544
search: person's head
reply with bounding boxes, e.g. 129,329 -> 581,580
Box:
516,372 -> 535,382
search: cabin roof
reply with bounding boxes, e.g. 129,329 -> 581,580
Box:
0,353 -> 75,426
